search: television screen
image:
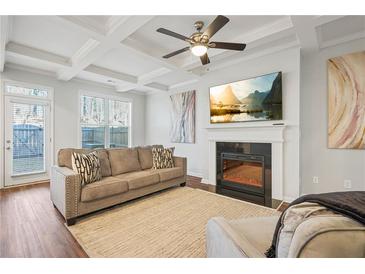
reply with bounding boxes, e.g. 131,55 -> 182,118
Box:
210,71 -> 282,123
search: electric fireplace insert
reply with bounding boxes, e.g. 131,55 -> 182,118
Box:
216,142 -> 272,207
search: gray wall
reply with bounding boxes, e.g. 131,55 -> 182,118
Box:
145,47 -> 301,201
300,38 -> 365,194
0,67 -> 146,165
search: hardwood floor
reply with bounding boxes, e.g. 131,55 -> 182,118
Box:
0,176 -> 285,258
0,182 -> 87,258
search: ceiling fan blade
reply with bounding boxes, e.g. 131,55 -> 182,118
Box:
157,28 -> 189,41
200,53 -> 210,65
210,42 -> 246,51
202,15 -> 230,39
163,47 -> 190,58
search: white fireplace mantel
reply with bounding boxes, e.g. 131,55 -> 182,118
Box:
204,125 -> 285,201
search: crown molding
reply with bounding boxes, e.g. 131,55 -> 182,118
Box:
0,16 -> 11,72
4,62 -> 57,78
6,42 -> 70,68
168,79 -> 199,91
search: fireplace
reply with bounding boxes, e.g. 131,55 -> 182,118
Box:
216,142 -> 272,207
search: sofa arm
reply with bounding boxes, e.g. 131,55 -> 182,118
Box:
50,166 -> 81,221
206,217 -> 264,258
173,156 -> 187,177
288,215 -> 365,258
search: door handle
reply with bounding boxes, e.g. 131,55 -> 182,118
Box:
6,146 -> 11,150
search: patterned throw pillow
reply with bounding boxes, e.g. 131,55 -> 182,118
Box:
152,147 -> 175,169
72,151 -> 102,185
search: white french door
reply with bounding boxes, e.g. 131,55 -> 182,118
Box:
4,96 -> 51,186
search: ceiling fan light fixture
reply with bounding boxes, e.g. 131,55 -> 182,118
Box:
191,44 -> 207,57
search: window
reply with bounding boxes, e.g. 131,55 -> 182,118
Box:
109,99 -> 130,148
6,84 -> 49,98
80,94 -> 131,149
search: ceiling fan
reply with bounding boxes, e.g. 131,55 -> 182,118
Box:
156,15 -> 246,65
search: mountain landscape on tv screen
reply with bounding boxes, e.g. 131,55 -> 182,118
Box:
210,72 -> 282,123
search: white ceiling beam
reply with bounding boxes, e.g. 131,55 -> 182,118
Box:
84,64 -> 137,84
290,16 -> 319,52
57,16 -> 106,37
120,40 -> 195,75
4,40 -> 168,93
50,16 -> 105,40
137,67 -> 171,83
6,42 -> 71,68
144,82 -> 169,91
313,16 -> 345,27
115,83 -> 138,92
57,16 -> 154,81
70,38 -> 100,66
115,42 -> 201,92
117,83 -> 168,93
5,62 -> 57,78
319,30 -> 365,50
84,65 -> 168,93
168,79 -> 199,90
56,15 -> 200,86
0,16 -> 11,72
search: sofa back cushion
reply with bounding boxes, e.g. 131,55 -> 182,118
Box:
58,148 -> 91,169
137,146 -> 153,170
108,148 -> 141,175
96,149 -> 112,177
58,148 -> 112,177
137,145 -> 164,170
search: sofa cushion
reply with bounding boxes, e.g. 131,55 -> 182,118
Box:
137,145 -> 164,170
229,216 -> 280,255
289,216 -> 365,258
158,167 -> 183,181
108,148 -> 141,175
138,146 -> 153,170
71,151 -> 102,185
206,216 -> 279,258
114,170 -> 160,190
58,148 -> 91,169
81,177 -> 129,202
95,149 -> 112,177
152,147 -> 174,169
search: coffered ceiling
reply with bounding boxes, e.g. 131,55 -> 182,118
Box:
0,15 -> 364,94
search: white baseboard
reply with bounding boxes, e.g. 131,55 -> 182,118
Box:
283,196 -> 296,203
201,178 -> 215,185
187,170 -> 203,178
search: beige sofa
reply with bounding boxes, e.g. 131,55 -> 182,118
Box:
206,202 -> 365,258
50,146 -> 187,225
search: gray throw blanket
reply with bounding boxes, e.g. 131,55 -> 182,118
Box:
265,191 -> 365,258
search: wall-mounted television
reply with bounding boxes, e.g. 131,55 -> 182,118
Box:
209,71 -> 282,123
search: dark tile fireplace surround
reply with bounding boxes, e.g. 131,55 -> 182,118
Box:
216,142 -> 272,207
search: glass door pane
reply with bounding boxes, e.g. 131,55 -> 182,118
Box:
12,103 -> 45,175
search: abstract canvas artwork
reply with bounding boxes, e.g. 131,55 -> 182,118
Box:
170,90 -> 196,143
328,51 -> 365,149
210,72 -> 282,123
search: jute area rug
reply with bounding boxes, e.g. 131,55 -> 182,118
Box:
67,187 -> 278,257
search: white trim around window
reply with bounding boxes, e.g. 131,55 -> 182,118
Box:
77,90 -> 133,149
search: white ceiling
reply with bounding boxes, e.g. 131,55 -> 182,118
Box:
0,15 -> 364,94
